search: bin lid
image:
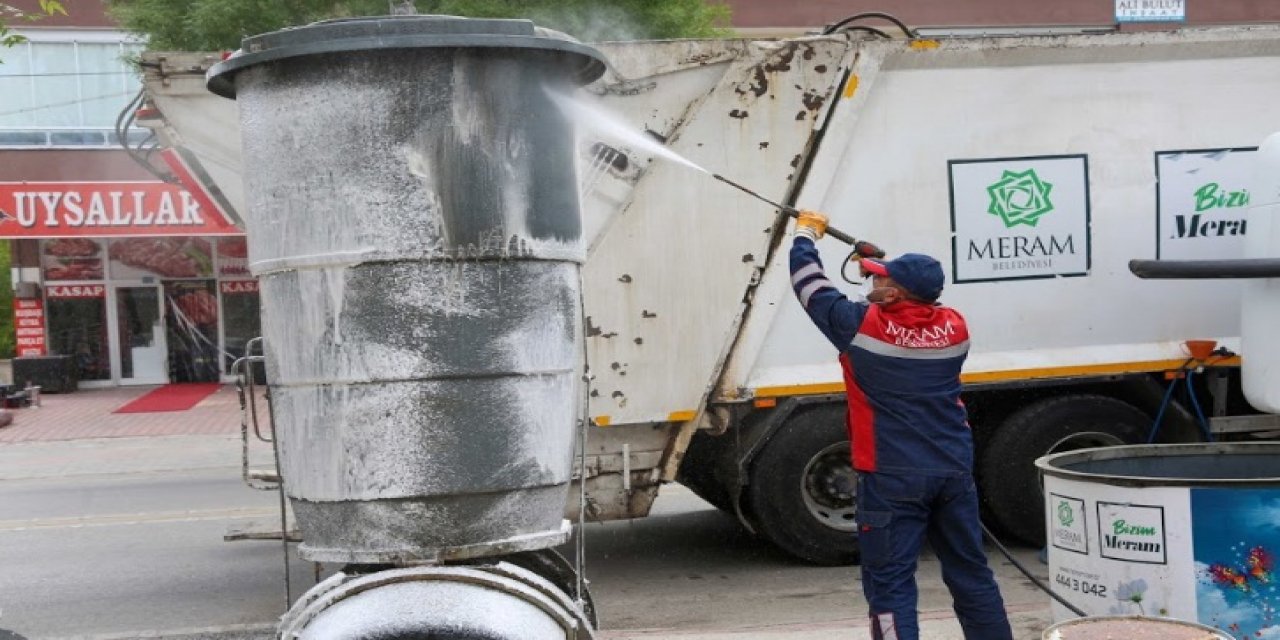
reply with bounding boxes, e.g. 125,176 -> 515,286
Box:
208,15 -> 608,98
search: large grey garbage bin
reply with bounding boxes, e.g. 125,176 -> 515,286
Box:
208,16 -> 606,563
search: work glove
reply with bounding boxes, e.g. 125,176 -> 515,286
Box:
794,210 -> 828,241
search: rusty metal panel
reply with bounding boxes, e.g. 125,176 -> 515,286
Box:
568,421 -> 674,521
580,37 -> 852,425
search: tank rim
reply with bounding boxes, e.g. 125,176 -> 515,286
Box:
1036,442 -> 1280,487
207,15 -> 608,98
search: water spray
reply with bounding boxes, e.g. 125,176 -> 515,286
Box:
549,87 -> 864,246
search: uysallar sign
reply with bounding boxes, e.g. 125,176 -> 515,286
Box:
0,182 -> 242,238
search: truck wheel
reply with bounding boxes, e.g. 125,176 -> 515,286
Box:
979,395 -> 1149,546
747,404 -> 860,566
677,429 -> 736,513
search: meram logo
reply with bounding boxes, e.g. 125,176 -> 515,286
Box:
1049,494 -> 1087,553
1104,519 -> 1163,554
986,169 -> 1054,228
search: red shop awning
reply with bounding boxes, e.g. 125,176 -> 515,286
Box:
0,181 -> 243,238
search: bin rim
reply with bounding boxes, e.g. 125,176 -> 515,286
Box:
1041,614 -> 1231,639
207,15 -> 608,98
1035,442 -> 1280,488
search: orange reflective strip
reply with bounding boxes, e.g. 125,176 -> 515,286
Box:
754,382 -> 845,398
752,357 -> 1241,398
960,357 -> 1239,384
843,74 -> 859,99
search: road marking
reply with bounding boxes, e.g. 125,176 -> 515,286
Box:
600,601 -> 1051,637
40,622 -> 277,639
0,507 -> 279,532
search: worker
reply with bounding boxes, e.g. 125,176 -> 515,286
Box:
789,210 -> 1013,640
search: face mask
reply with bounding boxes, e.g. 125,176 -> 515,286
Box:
867,287 -> 894,304
855,278 -> 875,302
862,282 -> 898,304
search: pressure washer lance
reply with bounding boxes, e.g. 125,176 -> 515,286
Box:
715,174 -> 1085,617
712,173 -> 862,245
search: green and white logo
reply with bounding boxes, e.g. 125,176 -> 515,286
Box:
1058,501 -> 1074,527
1099,502 -> 1167,564
1156,148 -> 1255,260
986,169 -> 1055,228
949,155 -> 1089,283
1048,493 -> 1088,554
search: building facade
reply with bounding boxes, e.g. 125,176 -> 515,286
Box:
1,1 -> 256,387
4,0 -> 1277,387
725,0 -> 1280,37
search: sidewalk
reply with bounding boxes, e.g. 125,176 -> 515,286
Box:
0,383 -> 274,480
0,433 -> 278,480
602,606 -> 1053,639
0,385 -> 254,444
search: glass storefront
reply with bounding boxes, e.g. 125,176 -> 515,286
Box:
220,279 -> 261,375
164,280 -> 220,383
45,287 -> 111,382
115,285 -> 163,382
34,235 -> 258,385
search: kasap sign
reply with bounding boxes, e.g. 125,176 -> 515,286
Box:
948,155 -> 1091,283
1156,148 -> 1255,260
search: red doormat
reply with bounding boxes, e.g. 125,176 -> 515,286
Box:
113,383 -> 223,414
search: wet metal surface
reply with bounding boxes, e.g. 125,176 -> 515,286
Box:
217,17 -> 603,563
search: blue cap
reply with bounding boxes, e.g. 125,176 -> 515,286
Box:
861,253 -> 946,301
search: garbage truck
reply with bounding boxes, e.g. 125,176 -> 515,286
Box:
133,20 -> 1280,577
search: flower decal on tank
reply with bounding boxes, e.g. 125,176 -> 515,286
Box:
1113,578 -> 1149,615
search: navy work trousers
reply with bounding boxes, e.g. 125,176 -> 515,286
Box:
856,471 -> 1013,640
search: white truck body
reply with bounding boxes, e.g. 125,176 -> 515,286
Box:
139,26 -> 1280,557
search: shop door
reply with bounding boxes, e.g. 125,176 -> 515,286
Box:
113,285 -> 168,385
164,281 -> 221,383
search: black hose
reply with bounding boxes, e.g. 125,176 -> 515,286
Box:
822,12 -> 918,38
841,246 -> 865,285
114,87 -> 177,184
981,522 -> 1087,617
113,87 -> 143,151
837,25 -> 893,39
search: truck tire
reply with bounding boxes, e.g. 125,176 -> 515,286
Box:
677,430 -> 736,513
747,404 -> 860,566
979,395 -> 1149,546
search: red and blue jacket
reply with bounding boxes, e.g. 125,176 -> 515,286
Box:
790,237 -> 973,476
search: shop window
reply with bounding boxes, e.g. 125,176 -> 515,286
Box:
41,238 -> 105,281
220,280 -> 261,374
108,237 -> 213,280
164,280 -> 220,383
0,37 -> 147,149
216,237 -> 249,277
45,284 -> 110,381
